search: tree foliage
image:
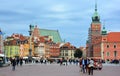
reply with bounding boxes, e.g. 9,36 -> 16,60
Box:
74,49 -> 83,58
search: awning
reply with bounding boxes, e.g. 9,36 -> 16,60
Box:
0,54 -> 5,57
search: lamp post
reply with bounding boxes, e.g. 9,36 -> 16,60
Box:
3,33 -> 6,64
28,25 -> 32,62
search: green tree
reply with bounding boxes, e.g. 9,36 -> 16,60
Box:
74,49 -> 83,58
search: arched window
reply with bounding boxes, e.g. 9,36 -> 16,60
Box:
114,45 -> 116,48
107,45 -> 109,48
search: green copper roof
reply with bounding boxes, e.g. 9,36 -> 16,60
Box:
92,11 -> 100,18
93,1 -> 99,18
92,10 -> 100,22
102,31 -> 107,35
39,29 -> 62,43
92,1 -> 100,22
102,25 -> 107,35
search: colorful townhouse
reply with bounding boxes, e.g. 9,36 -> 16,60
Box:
60,42 -> 76,59
4,34 -> 33,58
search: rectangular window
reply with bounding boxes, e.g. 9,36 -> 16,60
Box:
71,53 -> 73,56
65,53 -> 68,56
106,52 -> 109,57
114,51 -> 117,58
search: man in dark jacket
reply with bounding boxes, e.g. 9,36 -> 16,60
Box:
11,58 -> 16,71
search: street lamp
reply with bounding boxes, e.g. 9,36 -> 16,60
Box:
28,24 -> 32,62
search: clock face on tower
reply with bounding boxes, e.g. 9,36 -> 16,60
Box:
95,25 -> 98,30
91,23 -> 100,31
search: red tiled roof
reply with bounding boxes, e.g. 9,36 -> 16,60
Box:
12,34 -> 26,41
107,32 -> 120,42
61,42 -> 76,49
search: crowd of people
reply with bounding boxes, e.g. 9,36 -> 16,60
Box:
10,57 -> 24,71
9,57 -> 80,71
9,56 -> 103,75
4,55 -> 120,76
79,58 -> 95,75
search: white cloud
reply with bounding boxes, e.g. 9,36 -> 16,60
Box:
50,4 -> 67,12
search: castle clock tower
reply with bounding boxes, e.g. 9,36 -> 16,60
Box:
88,2 -> 102,57
91,2 -> 101,44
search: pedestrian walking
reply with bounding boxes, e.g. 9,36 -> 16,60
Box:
85,58 -> 90,73
16,57 -> 19,66
11,57 -> 16,71
79,58 -> 82,72
81,58 -> 86,73
20,57 -> 23,66
88,58 -> 94,75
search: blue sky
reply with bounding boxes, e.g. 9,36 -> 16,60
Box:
0,0 -> 120,47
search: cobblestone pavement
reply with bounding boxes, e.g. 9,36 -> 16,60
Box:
0,63 -> 120,76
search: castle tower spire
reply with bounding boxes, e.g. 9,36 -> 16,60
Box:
95,0 -> 97,11
92,0 -> 100,22
102,21 -> 107,35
